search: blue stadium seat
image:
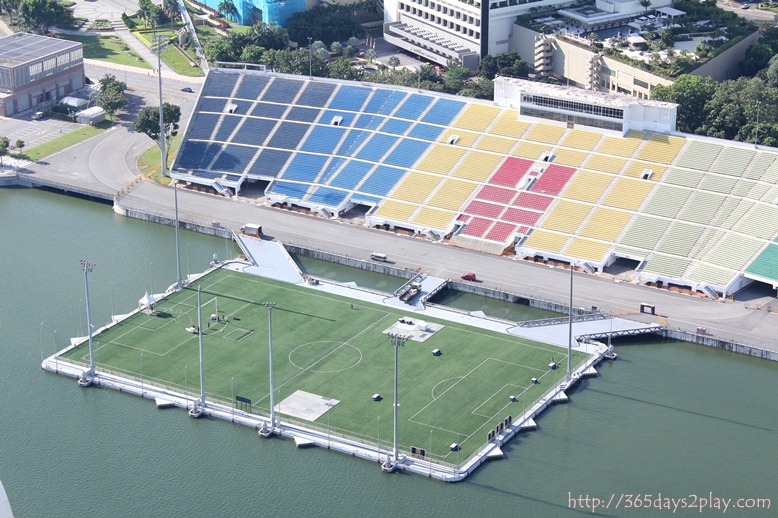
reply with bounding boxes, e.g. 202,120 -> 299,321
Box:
394,93 -> 434,120
384,139 -> 429,168
381,119 -> 412,135
235,75 -> 270,100
321,110 -> 354,127
286,106 -> 320,123
248,149 -> 292,177
251,102 -> 288,119
203,72 -> 239,97
422,98 -> 466,125
408,123 -> 444,141
188,114 -> 220,140
263,77 -> 304,104
301,126 -> 346,154
212,144 -> 258,172
214,115 -> 242,142
356,133 -> 398,162
199,98 -> 228,113
176,141 -> 209,170
319,157 -> 347,184
353,114 -> 384,130
269,180 -> 308,198
363,89 -> 406,114
329,84 -> 371,111
267,122 -> 309,150
297,82 -> 337,107
308,186 -> 349,207
330,160 -> 373,189
282,153 -> 329,182
336,130 -> 371,156
358,165 -> 406,196
231,118 -> 277,146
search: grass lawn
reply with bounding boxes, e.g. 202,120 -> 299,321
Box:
60,268 -> 590,465
24,121 -> 113,162
136,133 -> 182,183
161,45 -> 205,77
56,34 -> 152,69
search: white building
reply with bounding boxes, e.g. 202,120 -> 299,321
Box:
494,76 -> 677,134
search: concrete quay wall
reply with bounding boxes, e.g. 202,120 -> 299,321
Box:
115,204 -> 233,239
664,329 -> 778,361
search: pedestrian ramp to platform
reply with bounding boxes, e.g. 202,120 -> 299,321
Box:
508,316 -> 664,349
386,274 -> 448,309
233,234 -> 305,284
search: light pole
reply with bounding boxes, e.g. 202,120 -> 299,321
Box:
81,259 -> 96,378
231,376 -> 235,422
389,333 -> 407,464
567,262 -> 573,382
308,37 -> 313,78
140,352 -> 144,395
184,364 -> 188,409
755,100 -> 761,149
428,429 -> 433,477
152,29 -> 182,288
262,302 -> 277,429
110,282 -> 115,323
40,322 -> 57,367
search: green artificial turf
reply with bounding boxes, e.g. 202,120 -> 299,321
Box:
61,268 -> 589,465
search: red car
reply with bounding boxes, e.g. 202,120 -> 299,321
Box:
461,273 -> 476,281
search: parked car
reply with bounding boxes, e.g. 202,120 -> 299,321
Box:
181,87 -> 194,93
31,111 -> 44,120
461,273 -> 477,281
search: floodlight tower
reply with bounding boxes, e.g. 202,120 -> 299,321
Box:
78,259 -> 96,386
262,302 -> 277,430
389,333 -> 407,465
189,285 -> 206,417
566,262 -> 573,382
152,30 -> 182,288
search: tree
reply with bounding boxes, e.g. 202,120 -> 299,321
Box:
365,48 -> 376,63
203,37 -> 236,64
96,74 -> 127,118
443,59 -> 470,93
14,139 -> 25,156
218,0 -> 238,22
639,0 -> 651,12
0,136 -> 8,165
328,56 -> 363,81
651,74 -> 717,134
163,1 -> 180,23
134,103 -> 181,170
240,45 -> 264,64
138,0 -> 153,30
19,0 -> 73,34
388,56 -> 400,71
740,43 -> 773,78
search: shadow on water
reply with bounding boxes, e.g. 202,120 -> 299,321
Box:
586,388 -> 773,432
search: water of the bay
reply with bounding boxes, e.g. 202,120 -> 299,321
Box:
1,188 -> 776,517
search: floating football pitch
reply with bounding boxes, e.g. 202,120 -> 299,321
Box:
61,268 -> 590,464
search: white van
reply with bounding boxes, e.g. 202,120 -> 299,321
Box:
370,252 -> 388,262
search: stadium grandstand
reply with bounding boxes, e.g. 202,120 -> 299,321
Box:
170,68 -> 778,299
